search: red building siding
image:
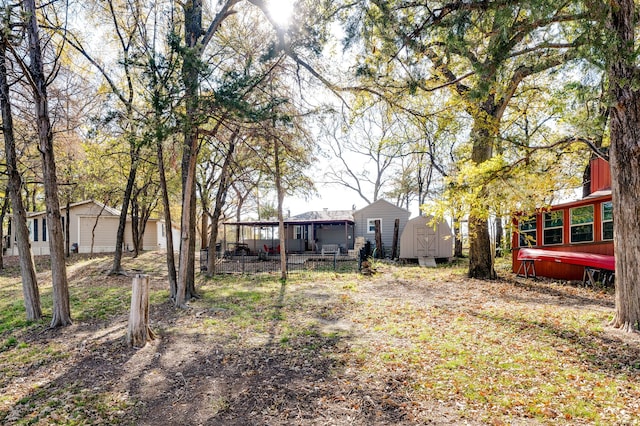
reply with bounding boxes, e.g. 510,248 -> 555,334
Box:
590,157 -> 611,194
511,193 -> 613,281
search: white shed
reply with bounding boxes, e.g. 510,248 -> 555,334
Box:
399,215 -> 453,260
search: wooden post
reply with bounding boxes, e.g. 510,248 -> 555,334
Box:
374,219 -> 383,259
391,218 -> 400,259
201,214 -> 208,249
127,274 -> 156,347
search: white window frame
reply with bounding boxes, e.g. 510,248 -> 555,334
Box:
293,225 -> 303,240
570,205 -> 594,244
542,211 -> 563,246
518,217 -> 537,247
367,218 -> 382,234
602,201 -> 613,241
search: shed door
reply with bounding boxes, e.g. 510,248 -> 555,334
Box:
416,226 -> 436,257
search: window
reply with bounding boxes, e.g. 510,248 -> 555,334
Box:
543,211 -> 563,245
570,205 -> 594,243
367,218 -> 382,234
602,201 -> 613,241
42,218 -> 47,242
518,217 -> 537,247
33,218 -> 38,242
293,225 -> 303,240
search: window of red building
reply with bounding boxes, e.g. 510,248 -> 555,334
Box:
602,202 -> 613,241
543,211 -> 563,245
570,205 -> 594,243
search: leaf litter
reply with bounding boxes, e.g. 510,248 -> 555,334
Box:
0,253 -> 639,424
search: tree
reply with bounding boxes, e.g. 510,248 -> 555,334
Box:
343,1 -> 590,278
24,0 -> 71,326
607,0 -> 640,332
0,196 -> 6,270
130,167 -> 160,257
0,21 -> 41,320
322,101 -> 408,205
138,19 -> 182,298
57,0 -> 153,275
202,128 -> 238,275
175,0 -> 240,307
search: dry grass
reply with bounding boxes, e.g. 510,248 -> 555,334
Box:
0,252 -> 639,425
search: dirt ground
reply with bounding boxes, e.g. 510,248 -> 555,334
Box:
1,252 -> 639,425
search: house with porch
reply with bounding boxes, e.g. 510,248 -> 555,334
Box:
221,208 -> 356,255
222,199 -> 417,258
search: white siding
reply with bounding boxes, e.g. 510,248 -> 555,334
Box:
78,216 -> 124,253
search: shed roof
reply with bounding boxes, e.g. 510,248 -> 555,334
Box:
353,198 -> 410,215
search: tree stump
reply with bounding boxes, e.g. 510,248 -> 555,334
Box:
127,274 -> 156,347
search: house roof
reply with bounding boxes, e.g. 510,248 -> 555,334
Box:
223,209 -> 355,227
545,190 -> 612,211
27,200 -> 122,219
289,209 -> 354,222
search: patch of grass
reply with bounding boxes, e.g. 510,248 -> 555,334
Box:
2,382 -> 133,426
0,299 -> 32,334
71,287 -> 131,321
351,293 -> 639,424
1,336 -> 18,351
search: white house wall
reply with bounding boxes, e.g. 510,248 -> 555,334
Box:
78,217 -> 159,253
156,222 -> 181,252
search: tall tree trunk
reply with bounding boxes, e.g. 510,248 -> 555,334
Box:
467,109 -> 497,279
132,201 -> 140,257
274,137 -> 287,280
494,216 -> 503,257
186,165 -> 198,298
608,0 -> 640,332
0,197 -> 6,270
90,203 -> 107,258
109,154 -> 138,274
157,140 -> 177,299
207,133 -> 236,275
176,139 -> 198,307
65,200 -> 70,257
25,0 -> 71,326
454,219 -> 463,257
0,41 -> 41,321
200,213 -> 208,250
176,0 -> 202,307
176,0 -> 239,303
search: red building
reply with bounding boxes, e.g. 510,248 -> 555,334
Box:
511,157 -> 613,281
